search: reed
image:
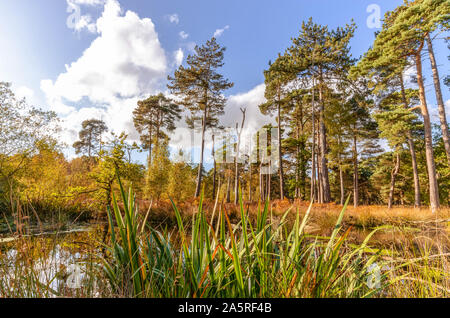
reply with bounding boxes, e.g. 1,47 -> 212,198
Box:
0,178 -> 447,298
102,179 -> 391,298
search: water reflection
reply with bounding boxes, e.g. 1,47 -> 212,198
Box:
0,226 -> 104,297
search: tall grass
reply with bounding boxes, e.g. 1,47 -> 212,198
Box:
103,179 -> 389,298
0,177 -> 447,298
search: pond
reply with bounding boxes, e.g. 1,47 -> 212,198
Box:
0,224 -> 106,297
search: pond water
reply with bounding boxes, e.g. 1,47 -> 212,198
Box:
0,225 -> 105,297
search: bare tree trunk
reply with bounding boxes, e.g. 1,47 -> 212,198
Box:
226,169 -> 231,203
400,74 -> 421,207
268,160 -> 271,201
259,163 -> 264,201
249,164 -> 252,202
427,34 -> 450,167
415,49 -> 440,212
388,152 -> 400,209
212,135 -> 217,200
353,133 -> 359,208
277,102 -> 285,200
234,109 -> 246,204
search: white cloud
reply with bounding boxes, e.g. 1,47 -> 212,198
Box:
167,13 -> 179,24
402,65 -> 417,88
42,0 -> 168,150
429,99 -> 450,125
168,83 -> 272,164
69,0 -> 105,5
66,0 -> 105,33
222,83 -> 271,134
173,49 -> 184,67
179,31 -> 189,40
74,14 -> 97,33
213,25 -> 230,38
445,99 -> 450,122
15,86 -> 35,102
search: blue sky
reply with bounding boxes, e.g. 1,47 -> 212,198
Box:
0,0 -> 448,163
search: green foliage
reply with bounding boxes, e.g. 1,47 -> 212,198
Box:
167,151 -> 196,202
90,132 -> 144,208
146,138 -> 171,200
373,103 -> 419,150
0,82 -> 58,195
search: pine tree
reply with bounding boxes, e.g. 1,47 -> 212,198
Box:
374,91 -> 421,208
350,51 -> 423,207
355,0 -> 448,211
260,56 -> 291,200
284,18 -> 357,203
426,33 -> 450,167
133,93 -> 181,166
327,93 -> 353,205
73,119 -> 108,161
284,88 -> 311,201
347,96 -> 381,208
168,37 -> 233,198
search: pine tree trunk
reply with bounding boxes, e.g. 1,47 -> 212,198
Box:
407,133 -> 421,208
195,109 -> 208,198
339,157 -> 344,206
388,152 -> 400,209
316,151 -> 323,203
295,126 -> 300,199
88,130 -> 92,161
299,102 -> 306,201
400,74 -> 421,207
148,126 -> 153,167
426,34 -> 450,167
156,111 -> 161,148
318,78 -> 331,203
277,102 -> 285,200
415,50 -> 440,212
310,104 -> 316,203
316,120 -> 323,204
